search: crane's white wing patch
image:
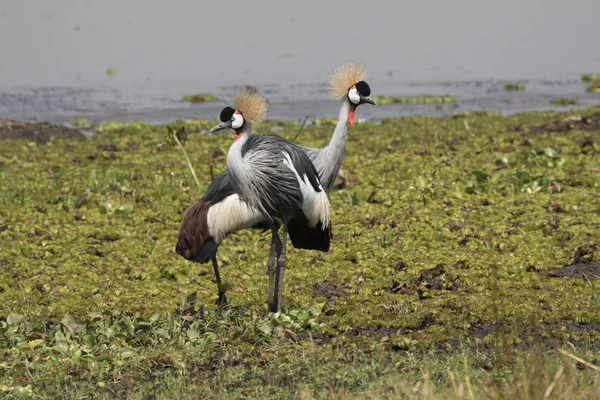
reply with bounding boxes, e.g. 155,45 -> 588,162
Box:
207,194 -> 265,243
281,151 -> 330,229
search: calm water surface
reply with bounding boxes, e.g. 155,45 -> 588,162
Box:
1,0 -> 599,123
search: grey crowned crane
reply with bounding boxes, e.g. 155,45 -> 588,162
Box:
208,89 -> 331,313
175,62 -> 375,307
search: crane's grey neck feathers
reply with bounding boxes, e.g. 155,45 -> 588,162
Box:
309,99 -> 350,192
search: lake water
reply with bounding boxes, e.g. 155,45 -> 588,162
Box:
1,0 -> 599,124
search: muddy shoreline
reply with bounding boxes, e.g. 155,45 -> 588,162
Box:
3,106 -> 600,143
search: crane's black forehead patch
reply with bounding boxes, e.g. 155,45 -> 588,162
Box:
355,81 -> 371,96
219,107 -> 235,122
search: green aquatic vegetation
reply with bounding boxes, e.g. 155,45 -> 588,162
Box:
182,93 -> 219,103
551,98 -> 579,106
106,67 -> 117,76
71,118 -> 88,128
1,106 -> 600,397
586,81 -> 600,93
581,73 -> 600,82
373,95 -> 456,105
504,82 -> 525,91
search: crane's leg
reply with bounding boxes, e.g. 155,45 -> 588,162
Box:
267,223 -> 283,311
272,220 -> 289,314
211,255 -> 227,306
266,231 -> 278,309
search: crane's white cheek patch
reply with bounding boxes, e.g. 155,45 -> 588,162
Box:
232,114 -> 244,130
348,88 -> 360,105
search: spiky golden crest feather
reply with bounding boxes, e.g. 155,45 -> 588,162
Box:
328,62 -> 368,100
233,89 -> 268,125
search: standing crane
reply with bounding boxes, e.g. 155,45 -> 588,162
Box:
176,62 -> 375,306
208,89 -> 331,313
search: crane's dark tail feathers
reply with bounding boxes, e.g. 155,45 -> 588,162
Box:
190,239 -> 218,264
288,214 -> 332,252
175,201 -> 218,264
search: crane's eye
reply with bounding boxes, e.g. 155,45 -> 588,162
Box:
231,117 -> 235,121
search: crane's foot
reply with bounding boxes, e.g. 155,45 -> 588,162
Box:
215,292 -> 228,307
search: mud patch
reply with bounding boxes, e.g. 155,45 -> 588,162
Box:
527,112 -> 600,133
387,264 -> 460,297
346,327 -> 398,337
469,323 -> 496,340
0,119 -> 90,143
313,279 -> 351,299
313,279 -> 351,310
548,261 -> 600,280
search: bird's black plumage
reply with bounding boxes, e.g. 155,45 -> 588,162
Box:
219,107 -> 235,122
201,170 -> 235,204
288,212 -> 331,252
355,81 -> 371,96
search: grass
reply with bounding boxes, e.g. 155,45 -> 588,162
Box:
182,93 -> 219,103
1,107 -> 600,398
373,95 -> 456,105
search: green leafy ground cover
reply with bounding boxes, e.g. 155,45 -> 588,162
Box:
1,108 -> 600,398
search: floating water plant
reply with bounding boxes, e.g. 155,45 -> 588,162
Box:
586,82 -> 600,93
372,95 -> 456,105
581,74 -> 600,82
106,67 -> 117,76
550,98 -> 579,106
504,82 -> 525,91
182,93 -> 218,103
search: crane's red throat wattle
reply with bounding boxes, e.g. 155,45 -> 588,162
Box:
348,104 -> 356,125
233,132 -> 242,143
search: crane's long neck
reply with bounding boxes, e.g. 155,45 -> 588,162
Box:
226,122 -> 252,195
314,99 -> 350,192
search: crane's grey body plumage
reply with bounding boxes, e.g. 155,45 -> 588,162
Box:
227,127 -> 327,225
224,117 -> 330,313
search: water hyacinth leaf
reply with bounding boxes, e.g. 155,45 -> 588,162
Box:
61,314 -> 85,335
28,339 -> 44,349
154,328 -> 170,338
543,147 -> 556,158
258,322 -> 273,336
185,291 -> 197,307
6,313 -> 23,326
98,202 -> 113,214
115,204 -> 134,215
55,340 -> 69,353
120,350 -> 136,359
495,157 -> 509,167
186,329 -> 199,339
296,311 -> 309,321
134,322 -> 152,332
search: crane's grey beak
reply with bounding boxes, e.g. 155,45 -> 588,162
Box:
209,121 -> 232,133
361,96 -> 376,106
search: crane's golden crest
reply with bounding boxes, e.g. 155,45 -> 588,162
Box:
233,89 -> 268,125
328,62 -> 368,100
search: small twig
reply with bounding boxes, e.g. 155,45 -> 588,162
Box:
544,365 -> 564,398
291,116 -> 309,143
559,349 -> 600,373
170,128 -> 201,189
